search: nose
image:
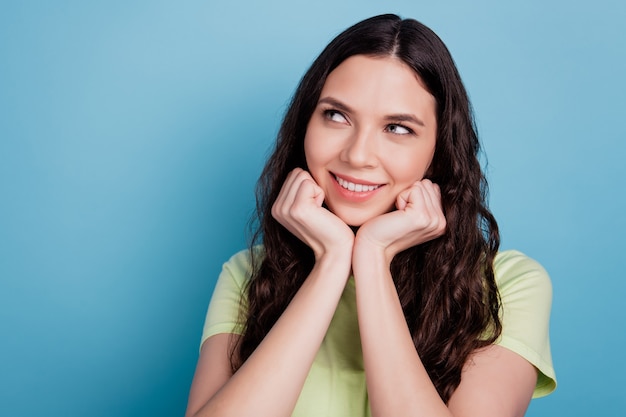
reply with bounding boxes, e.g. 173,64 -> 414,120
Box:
339,128 -> 378,168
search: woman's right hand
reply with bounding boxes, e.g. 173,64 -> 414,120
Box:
271,168 -> 354,260
187,168 -> 354,417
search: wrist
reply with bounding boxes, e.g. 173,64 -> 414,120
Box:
353,233 -> 395,266
352,236 -> 394,280
313,244 -> 353,276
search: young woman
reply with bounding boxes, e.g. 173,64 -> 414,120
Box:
186,14 -> 556,417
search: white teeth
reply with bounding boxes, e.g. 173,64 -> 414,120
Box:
335,175 -> 380,192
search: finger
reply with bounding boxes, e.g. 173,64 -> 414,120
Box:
276,169 -> 312,212
274,169 -> 301,205
421,182 -> 444,215
402,182 -> 444,234
294,178 -> 323,208
411,180 -> 443,214
309,180 -> 325,207
419,181 -> 438,214
419,182 -> 446,233
396,187 -> 411,211
403,182 -> 429,210
273,169 -> 309,221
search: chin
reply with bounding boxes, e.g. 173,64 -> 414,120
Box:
345,220 -> 366,228
333,203 -> 398,227
328,202 -> 391,228
335,211 -> 378,228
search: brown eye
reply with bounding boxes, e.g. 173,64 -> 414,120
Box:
386,124 -> 413,135
324,109 -> 348,124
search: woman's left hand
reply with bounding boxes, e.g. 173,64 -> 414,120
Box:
355,179 -> 446,263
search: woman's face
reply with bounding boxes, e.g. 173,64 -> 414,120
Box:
304,54 -> 438,226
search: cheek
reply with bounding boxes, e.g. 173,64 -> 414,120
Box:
304,126 -> 332,171
420,152 -> 436,179
389,150 -> 434,183
303,135 -> 318,172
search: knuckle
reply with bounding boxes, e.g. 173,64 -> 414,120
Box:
288,205 -> 305,222
295,169 -> 310,182
410,212 -> 429,229
271,203 -> 280,219
437,217 -> 447,234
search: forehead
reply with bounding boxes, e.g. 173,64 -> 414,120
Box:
320,55 -> 435,115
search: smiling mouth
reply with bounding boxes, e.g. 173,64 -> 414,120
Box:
334,174 -> 382,192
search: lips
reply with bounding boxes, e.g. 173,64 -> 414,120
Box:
332,173 -> 384,193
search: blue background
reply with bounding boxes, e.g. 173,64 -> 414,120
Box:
1,1 -> 624,416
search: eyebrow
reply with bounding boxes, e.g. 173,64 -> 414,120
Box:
317,96 -> 425,127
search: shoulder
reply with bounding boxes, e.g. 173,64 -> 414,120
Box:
492,250 -> 557,397
200,247 -> 263,344
219,246 -> 263,289
492,249 -> 553,338
494,250 -> 552,302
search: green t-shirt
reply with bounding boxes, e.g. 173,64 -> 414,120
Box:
201,249 -> 557,416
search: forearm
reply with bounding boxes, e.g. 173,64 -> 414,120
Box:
353,247 -> 452,417
192,251 -> 351,417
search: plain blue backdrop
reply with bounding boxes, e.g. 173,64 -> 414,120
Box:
1,1 -> 624,416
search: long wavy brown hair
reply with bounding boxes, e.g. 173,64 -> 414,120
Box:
232,14 -> 501,403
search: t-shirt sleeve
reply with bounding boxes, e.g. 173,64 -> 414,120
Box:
493,250 -> 557,398
199,249 -> 251,350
